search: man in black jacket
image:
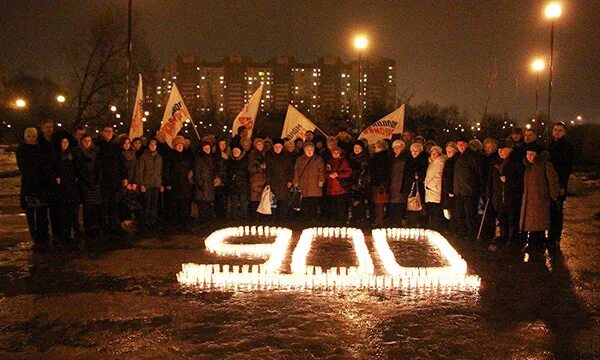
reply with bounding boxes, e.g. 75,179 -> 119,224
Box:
453,137 -> 482,239
266,138 -> 295,221
95,126 -> 127,233
488,139 -> 525,245
548,122 -> 575,248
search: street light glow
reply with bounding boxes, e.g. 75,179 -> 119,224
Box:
544,2 -> 562,19
354,35 -> 368,50
531,58 -> 545,72
56,95 -> 66,103
15,99 -> 27,108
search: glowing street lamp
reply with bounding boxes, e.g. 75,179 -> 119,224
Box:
56,95 -> 66,103
544,2 -> 562,122
15,99 -> 27,108
531,58 -> 545,118
353,35 -> 368,128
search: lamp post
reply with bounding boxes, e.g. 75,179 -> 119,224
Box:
531,59 -> 545,119
126,0 -> 133,115
353,35 -> 368,129
544,2 -> 562,123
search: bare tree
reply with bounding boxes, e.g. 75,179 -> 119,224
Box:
68,6 -> 154,130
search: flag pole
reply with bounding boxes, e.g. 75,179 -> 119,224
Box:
187,117 -> 202,142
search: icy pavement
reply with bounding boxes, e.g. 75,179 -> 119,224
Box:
0,185 -> 599,358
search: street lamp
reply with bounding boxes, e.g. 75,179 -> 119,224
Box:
56,95 -> 66,103
544,2 -> 562,123
530,58 -> 545,118
353,35 -> 368,128
15,99 -> 27,108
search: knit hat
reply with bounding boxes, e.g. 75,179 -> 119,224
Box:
430,145 -> 443,155
172,135 -> 185,147
392,140 -> 405,149
303,141 -> 315,150
445,141 -> 458,152
273,138 -> 284,146
200,140 -> 211,148
353,140 -> 366,151
526,142 -> 544,154
498,139 -> 514,149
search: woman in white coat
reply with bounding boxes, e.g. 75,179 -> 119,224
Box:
425,145 -> 447,230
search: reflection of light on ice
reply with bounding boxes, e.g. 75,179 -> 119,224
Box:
177,227 -> 480,291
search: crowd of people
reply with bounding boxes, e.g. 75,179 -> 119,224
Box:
16,120 -> 574,257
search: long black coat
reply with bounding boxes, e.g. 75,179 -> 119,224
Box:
225,156 -> 250,196
193,152 -> 216,202
164,150 -> 192,201
266,151 -> 294,201
548,137 -> 575,192
349,151 -> 370,194
95,138 -> 127,192
73,146 -> 103,206
56,150 -> 80,204
402,151 -> 427,201
453,148 -> 483,197
389,151 -> 407,203
488,151 -> 525,212
16,143 -> 52,209
441,155 -> 457,210
368,151 -> 391,190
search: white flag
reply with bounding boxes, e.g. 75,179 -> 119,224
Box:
159,83 -> 193,147
232,84 -> 263,137
129,74 -> 144,139
281,105 -> 318,141
359,104 -> 405,145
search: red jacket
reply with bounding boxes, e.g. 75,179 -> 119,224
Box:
326,157 -> 352,196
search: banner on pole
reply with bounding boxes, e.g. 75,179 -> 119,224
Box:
358,104 -> 405,144
232,84 -> 263,138
280,105 -> 319,141
129,74 -> 144,139
159,83 -> 193,147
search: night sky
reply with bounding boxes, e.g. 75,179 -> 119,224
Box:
2,0 -> 599,123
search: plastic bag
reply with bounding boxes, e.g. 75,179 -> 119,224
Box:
257,187 -> 273,215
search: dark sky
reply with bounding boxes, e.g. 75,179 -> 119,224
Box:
2,0 -> 599,123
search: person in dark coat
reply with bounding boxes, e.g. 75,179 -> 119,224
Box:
520,143 -> 560,254
325,146 -> 352,224
226,146 -> 250,219
95,126 -> 127,232
547,122 -> 575,248
441,142 -> 459,232
193,140 -> 217,222
17,128 -> 51,251
118,135 -> 142,223
403,142 -> 428,227
55,137 -> 80,246
488,139 -> 525,246
266,138 -> 294,221
38,119 -> 61,241
369,140 -> 391,226
212,137 -> 229,219
349,140 -> 370,224
73,134 -> 103,238
510,128 -> 526,159
164,136 -> 193,224
480,138 -> 501,240
248,138 -> 268,218
293,142 -> 326,221
336,128 -> 354,158
230,126 -> 248,151
138,139 -> 163,226
453,137 -> 483,239
388,140 -> 407,225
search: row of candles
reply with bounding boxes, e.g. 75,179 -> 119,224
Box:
177,263 -> 480,290
179,227 -> 481,291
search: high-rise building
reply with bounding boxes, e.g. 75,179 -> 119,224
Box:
155,55 -> 397,129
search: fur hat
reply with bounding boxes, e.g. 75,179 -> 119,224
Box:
172,135 -> 185,147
